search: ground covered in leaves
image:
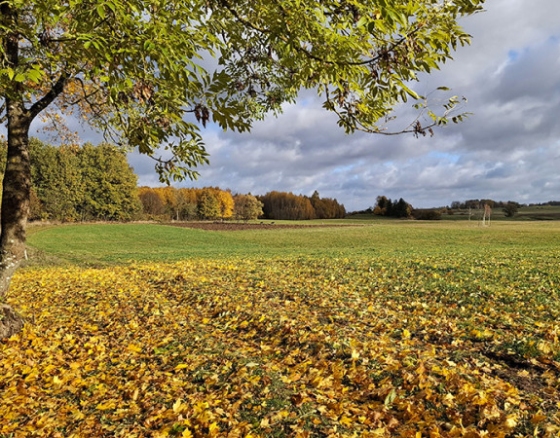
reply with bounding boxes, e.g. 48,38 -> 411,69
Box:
2,254 -> 559,437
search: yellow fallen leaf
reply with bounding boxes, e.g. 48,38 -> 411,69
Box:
209,422 -> 220,436
505,414 -> 518,428
96,401 -> 116,411
127,343 -> 142,353
173,399 -> 183,413
537,341 -> 552,354
72,409 -> 85,421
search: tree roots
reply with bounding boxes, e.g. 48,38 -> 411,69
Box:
0,303 -> 24,339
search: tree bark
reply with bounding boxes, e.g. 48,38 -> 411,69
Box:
1,1 -> 36,338
0,97 -> 31,338
1,0 -> 69,338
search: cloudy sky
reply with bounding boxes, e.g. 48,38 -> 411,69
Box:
24,0 -> 560,211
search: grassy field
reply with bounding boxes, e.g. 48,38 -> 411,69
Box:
25,220 -> 560,265
2,221 -> 559,437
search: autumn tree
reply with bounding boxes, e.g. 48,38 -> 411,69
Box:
309,190 -> 346,219
197,190 -> 221,220
393,197 -> 412,219
137,186 -> 235,221
29,140 -> 85,221
373,195 -> 412,218
214,190 -> 234,220
2,139 -> 140,221
152,187 -> 178,220
233,194 -> 264,221
138,187 -> 165,218
260,191 -> 316,220
1,0 -> 484,336
176,188 -> 198,221
481,202 -> 492,226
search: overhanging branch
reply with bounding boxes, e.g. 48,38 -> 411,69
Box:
28,72 -> 68,120
323,87 -> 467,137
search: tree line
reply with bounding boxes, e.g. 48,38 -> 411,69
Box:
372,196 -> 525,220
450,199 -> 521,210
373,195 -> 413,219
139,188 -> 346,221
1,139 -> 346,222
370,195 -> 444,220
138,186 -> 264,221
370,197 -> 550,220
259,191 -> 346,220
449,199 -> 523,218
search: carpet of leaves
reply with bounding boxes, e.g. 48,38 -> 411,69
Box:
2,254 -> 560,437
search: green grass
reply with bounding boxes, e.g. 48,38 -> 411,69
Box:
26,220 -> 560,267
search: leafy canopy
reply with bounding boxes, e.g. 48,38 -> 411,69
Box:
1,0 -> 484,182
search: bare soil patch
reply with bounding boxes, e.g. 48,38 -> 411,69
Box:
165,221 -> 359,231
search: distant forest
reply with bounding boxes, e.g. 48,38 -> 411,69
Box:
349,195 -> 560,221
0,140 -> 345,222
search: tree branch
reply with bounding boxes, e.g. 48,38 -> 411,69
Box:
0,100 -> 6,124
28,72 -> 68,120
324,87 -> 442,137
65,77 -> 103,107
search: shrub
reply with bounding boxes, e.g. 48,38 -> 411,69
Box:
411,209 -> 442,220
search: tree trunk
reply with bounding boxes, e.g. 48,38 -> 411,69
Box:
1,1 -> 67,339
0,98 -> 31,339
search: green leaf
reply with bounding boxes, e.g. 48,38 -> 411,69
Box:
6,68 -> 15,80
384,389 -> 397,408
96,4 -> 106,19
27,69 -> 43,83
